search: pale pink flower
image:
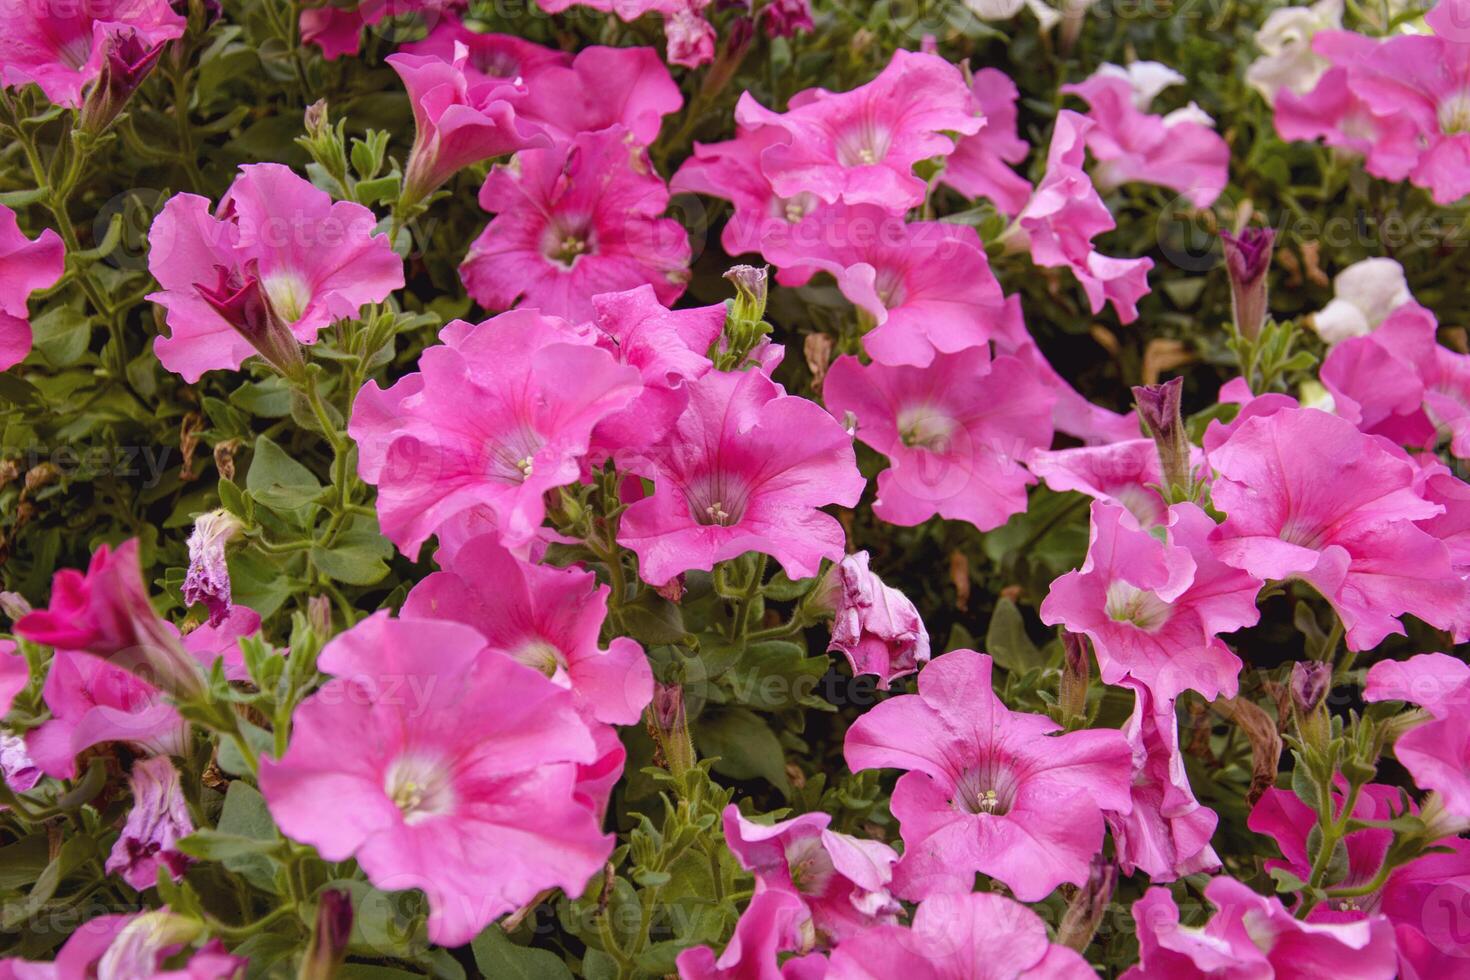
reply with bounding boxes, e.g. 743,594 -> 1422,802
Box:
534,0 -> 716,68
0,204 -> 65,371
106,755 -> 194,890
1123,876 -> 1397,979
822,349 -> 1053,531
349,309 -> 642,559
941,68 -> 1034,216
821,892 -> 1096,979
0,640 -> 26,719
734,50 -> 982,214
1027,439 -> 1178,528
258,612 -> 611,947
758,205 -> 1007,368
146,164 -> 403,382
828,551 -> 931,690
0,0 -> 184,107
617,366 -> 864,586
721,805 -> 900,947
0,731 -> 41,793
1063,70 -> 1230,208
403,534 -> 652,725
1365,653 -> 1470,820
1041,501 -> 1261,702
1107,682 -> 1220,882
844,650 -> 1133,901
1015,110 -> 1154,323
676,888 -> 814,980
387,45 -> 550,204
460,127 -> 691,322
182,510 -> 243,628
1207,407 -> 1465,650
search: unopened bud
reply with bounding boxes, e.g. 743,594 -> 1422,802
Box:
1291,660 -> 1332,749
1060,631 -> 1091,725
0,592 -> 31,623
647,682 -> 696,779
300,889 -> 353,980
1220,227 -> 1275,341
195,264 -> 306,380
1131,377 -> 1193,500
724,265 -> 769,325
79,30 -> 167,136
307,595 -> 333,639
1057,857 -> 1116,951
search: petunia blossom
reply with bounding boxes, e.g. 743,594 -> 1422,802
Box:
1310,255 -> 1415,345
0,0 -> 184,107
300,0 -> 456,59
1207,407 -> 1465,650
820,891 -> 1096,979
617,366 -> 865,586
1245,0 -> 1342,99
182,510 -> 243,628
349,309 -> 642,559
0,641 -> 27,719
146,164 -> 403,382
535,0 -> 716,69
258,612 -> 611,947
402,534 -> 653,725
105,755 -> 194,891
1041,501 -> 1262,702
397,13 -> 571,83
721,805 -> 901,947
822,348 -> 1054,531
1365,653 -> 1470,820
733,50 -> 982,214
827,551 -> 931,690
0,204 -> 66,372
1026,439 -> 1180,528
844,650 -> 1133,901
461,126 -> 692,323
509,45 -> 683,146
1013,110 -> 1154,323
676,888 -> 814,980
1123,875 -> 1397,979
941,67 -> 1034,216
1107,682 -> 1220,882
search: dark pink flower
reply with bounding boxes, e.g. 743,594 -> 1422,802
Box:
0,203 -> 66,372
0,0 -> 184,108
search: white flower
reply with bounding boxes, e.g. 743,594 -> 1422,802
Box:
1245,0 -> 1344,100
1311,257 -> 1415,345
966,0 -> 1026,19
1096,60 -> 1187,109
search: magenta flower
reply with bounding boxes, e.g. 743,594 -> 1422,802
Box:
676,888 -> 814,980
617,366 -> 864,586
721,805 -> 901,947
761,0 -> 814,36
1015,110 -> 1154,324
941,68 -> 1034,216
822,349 -> 1054,531
105,755 -> 194,890
844,650 -> 1133,901
349,309 -> 642,559
1124,877 -> 1397,979
1041,502 -> 1261,702
0,203 -> 66,372
397,13 -> 573,84
536,0 -> 716,69
258,612 -> 611,947
1062,70 -> 1230,208
1208,407 -> 1464,650
1027,439 -> 1180,528
734,50 -> 982,214
821,892 -> 1096,979
388,45 -> 550,204
460,127 -> 692,322
1349,0 -> 1470,204
146,163 -> 403,382
0,909 -> 246,978
828,551 -> 931,690
0,641 -> 26,720
1365,653 -> 1470,820
759,205 -> 1007,368
511,45 -> 683,146
1108,681 -> 1220,882
0,0 -> 184,107
299,0 -> 456,59
403,534 -> 652,725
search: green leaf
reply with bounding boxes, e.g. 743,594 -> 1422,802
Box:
30,303 -> 92,367
695,707 -> 790,797
246,435 -> 322,511
175,828 -> 280,861
2,834 -> 95,928
0,835 -> 50,890
985,597 -> 1046,673
214,780 -> 281,893
310,520 -> 393,586
471,925 -> 574,980
620,590 -> 687,645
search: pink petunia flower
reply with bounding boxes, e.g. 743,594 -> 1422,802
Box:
387,45 -> 550,205
1013,110 -> 1154,323
758,205 -> 1007,368
1026,439 -> 1183,528
534,0 -> 716,68
941,67 -> 1034,216
511,45 -> 683,146
258,612 -> 611,947
0,730 -> 41,794
0,204 -> 66,372
1107,681 -> 1220,882
146,163 -> 403,382
820,891 -> 1096,979
676,888 -> 814,980
402,534 -> 653,725
1348,0 -> 1470,204
1321,302 -> 1470,460
734,50 -> 982,214
1041,501 -> 1261,702
721,805 -> 901,947
460,126 -> 692,322
0,641 -> 26,720
349,309 -> 642,559
827,551 -> 931,690
617,366 -> 865,586
1207,407 -> 1465,651
0,0 -> 184,107
0,909 -> 246,978
844,650 -> 1133,901
822,348 -> 1054,531
1365,653 -> 1470,820
105,755 -> 194,890
300,0 -> 455,60
397,12 -> 573,82
1123,876 -> 1398,979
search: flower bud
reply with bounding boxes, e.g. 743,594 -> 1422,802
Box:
300,889 -> 354,980
195,264 -> 306,381
0,592 -> 32,623
79,30 -> 167,136
725,265 -> 770,325
298,100 -> 351,190
1057,857 -> 1116,951
1220,227 -> 1275,341
1059,631 -> 1091,725
1131,377 -> 1193,499
307,595 -> 333,639
647,682 -> 696,779
1291,660 -> 1332,750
